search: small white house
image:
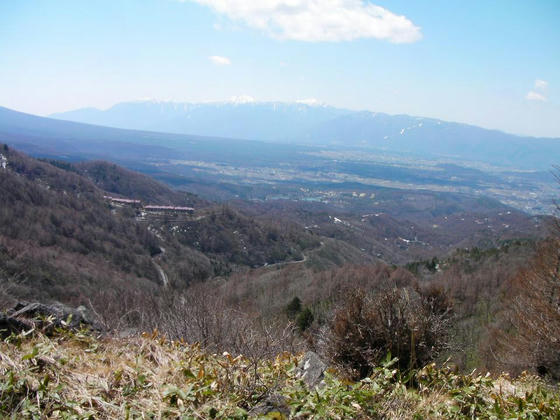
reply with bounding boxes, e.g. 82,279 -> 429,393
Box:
0,154 -> 7,170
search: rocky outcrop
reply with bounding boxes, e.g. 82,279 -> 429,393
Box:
0,313 -> 32,338
0,302 -> 104,337
248,394 -> 290,418
247,352 -> 327,417
295,351 -> 327,388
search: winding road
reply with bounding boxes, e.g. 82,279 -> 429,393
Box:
263,241 -> 325,269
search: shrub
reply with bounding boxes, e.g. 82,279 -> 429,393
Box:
286,296 -> 302,319
490,238 -> 560,379
426,257 -> 439,272
296,307 -> 314,331
326,287 -> 452,379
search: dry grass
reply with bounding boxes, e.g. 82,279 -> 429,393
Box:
0,329 -> 295,418
1,328 -> 559,419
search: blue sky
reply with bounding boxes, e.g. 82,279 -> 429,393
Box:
1,0 -> 559,137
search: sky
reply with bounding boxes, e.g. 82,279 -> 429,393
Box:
1,0 -> 559,137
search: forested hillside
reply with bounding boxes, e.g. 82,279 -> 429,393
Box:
74,160 -> 206,207
0,145 -> 328,306
0,145 -> 161,303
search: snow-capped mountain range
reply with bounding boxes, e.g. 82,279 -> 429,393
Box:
51,100 -> 560,169
51,100 -> 344,143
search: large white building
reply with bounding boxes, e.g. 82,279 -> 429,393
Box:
0,154 -> 7,170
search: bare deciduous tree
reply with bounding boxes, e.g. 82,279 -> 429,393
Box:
489,168 -> 560,378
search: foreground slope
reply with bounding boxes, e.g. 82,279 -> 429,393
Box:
1,327 -> 558,419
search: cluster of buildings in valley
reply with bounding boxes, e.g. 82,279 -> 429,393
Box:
103,195 -> 194,216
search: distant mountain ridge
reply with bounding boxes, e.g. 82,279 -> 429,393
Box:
51,100 -> 560,169
0,105 -> 315,166
51,100 -> 350,143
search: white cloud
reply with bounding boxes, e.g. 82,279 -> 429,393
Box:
209,55 -> 231,65
526,91 -> 547,102
189,0 -> 421,43
534,79 -> 548,91
526,79 -> 549,101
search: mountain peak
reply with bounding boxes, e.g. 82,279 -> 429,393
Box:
227,95 -> 256,105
